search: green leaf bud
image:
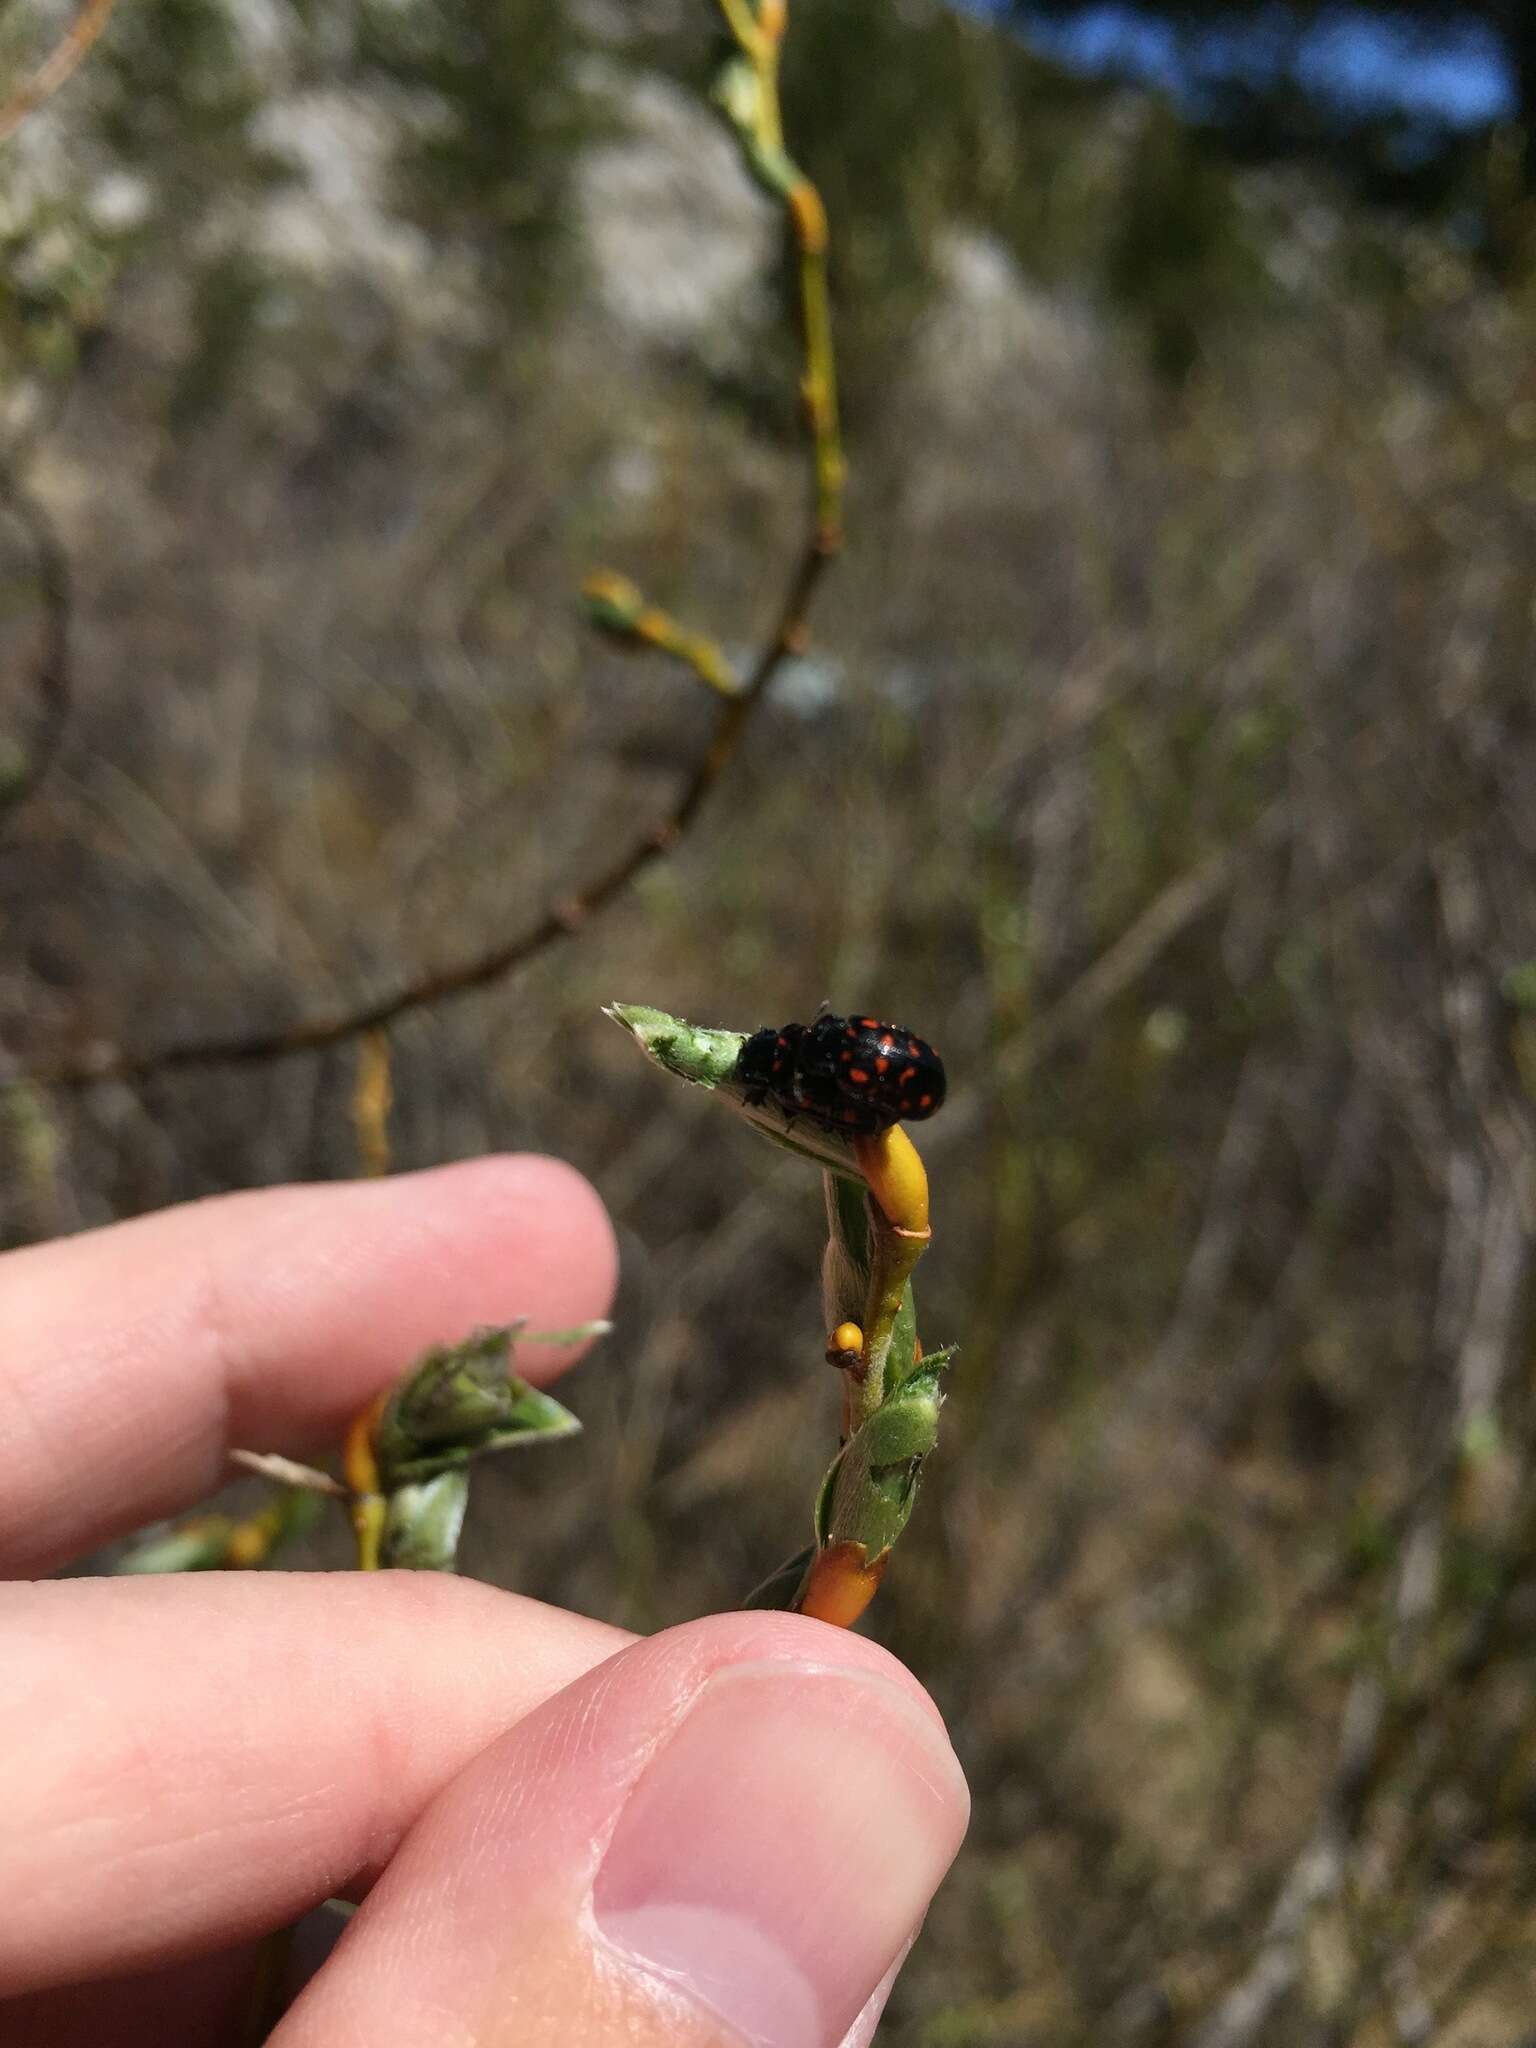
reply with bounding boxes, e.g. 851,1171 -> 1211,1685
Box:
375,1326 -> 583,1487
813,1354 -> 954,1562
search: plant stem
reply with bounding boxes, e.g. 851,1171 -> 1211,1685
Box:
343,1391 -> 389,1570
849,1127 -> 932,1426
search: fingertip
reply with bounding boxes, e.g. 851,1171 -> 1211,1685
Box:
639,1607 -> 958,1747
0,1151 -> 620,1573
274,1606 -> 968,2048
450,1154 -> 618,1376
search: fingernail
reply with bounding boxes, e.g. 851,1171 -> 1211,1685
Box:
593,1659 -> 968,2048
837,1935 -> 917,2048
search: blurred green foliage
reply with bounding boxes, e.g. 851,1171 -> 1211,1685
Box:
774,0 -> 977,415
91,0 -> 283,213
354,0 -> 595,320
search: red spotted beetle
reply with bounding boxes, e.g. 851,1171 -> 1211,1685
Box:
734,1013 -> 946,1136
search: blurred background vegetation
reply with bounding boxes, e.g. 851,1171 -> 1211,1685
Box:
4,0 -> 1536,2041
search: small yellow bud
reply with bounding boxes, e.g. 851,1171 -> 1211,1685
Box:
825,1321 -> 864,1369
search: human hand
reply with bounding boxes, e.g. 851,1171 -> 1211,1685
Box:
0,1154 -> 969,2047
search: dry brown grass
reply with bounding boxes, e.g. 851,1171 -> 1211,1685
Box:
4,10 -> 1536,2042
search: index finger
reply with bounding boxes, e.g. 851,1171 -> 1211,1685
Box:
0,1155 -> 617,1576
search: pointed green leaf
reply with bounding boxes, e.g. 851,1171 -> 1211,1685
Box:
813,1438 -> 846,1551
742,1544 -> 817,1611
381,1471 -> 470,1571
606,1003 -> 866,1180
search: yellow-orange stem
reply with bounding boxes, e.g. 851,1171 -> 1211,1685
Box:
847,1127 -> 932,1428
799,1542 -> 889,1629
853,1124 -> 930,1237
343,1391 -> 390,1570
352,1029 -> 394,1178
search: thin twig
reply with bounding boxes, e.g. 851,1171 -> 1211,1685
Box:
0,460 -> 71,827
0,0 -> 116,145
14,0 -> 842,1093
1021,800 -> 1289,1072
1143,1046 -> 1274,1391
351,1028 -> 394,1177
583,572 -> 742,697
1202,1076 -> 1382,1448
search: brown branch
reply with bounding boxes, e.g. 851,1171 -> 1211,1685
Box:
0,0 -> 117,145
12,5 -> 841,1094
20,529 -> 835,1091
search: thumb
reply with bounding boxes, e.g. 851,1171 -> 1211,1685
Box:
272,1612 -> 969,2048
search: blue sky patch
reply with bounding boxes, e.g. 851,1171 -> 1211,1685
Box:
978,5 -> 1514,127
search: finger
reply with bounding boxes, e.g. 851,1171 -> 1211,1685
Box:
3,1907 -> 353,2048
0,1571 -> 630,1996
837,1939 -> 915,2048
274,1612 -> 970,2048
0,1153 -> 616,1573
1,1951 -> 257,2048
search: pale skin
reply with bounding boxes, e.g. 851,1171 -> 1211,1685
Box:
0,1154 -> 969,2047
